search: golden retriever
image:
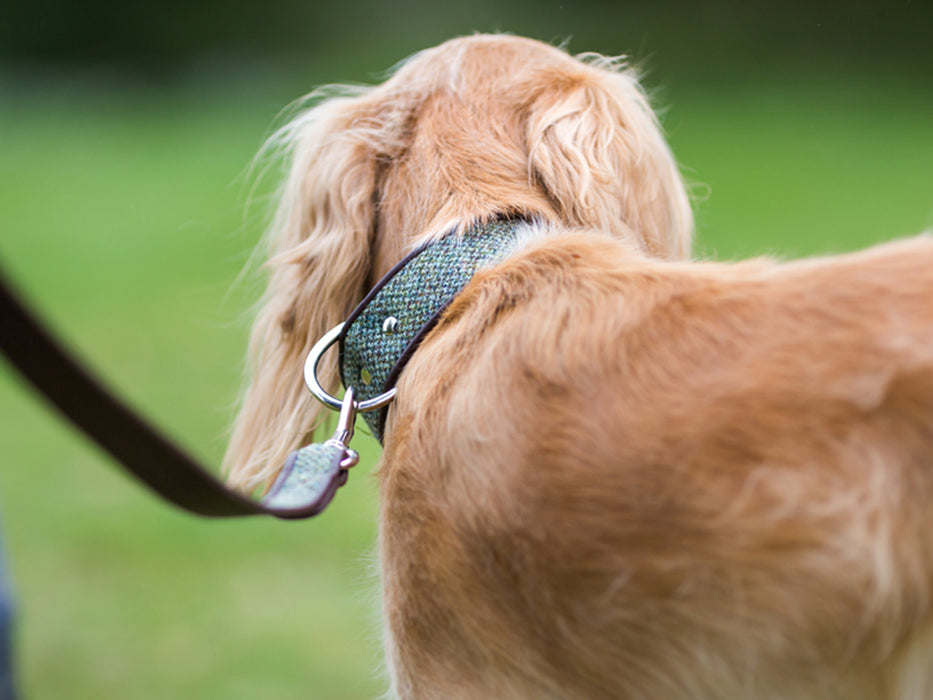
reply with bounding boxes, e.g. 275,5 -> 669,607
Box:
225,34 -> 933,699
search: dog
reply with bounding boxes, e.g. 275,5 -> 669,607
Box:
224,34 -> 933,699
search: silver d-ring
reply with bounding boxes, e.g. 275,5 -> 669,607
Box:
303,323 -> 397,413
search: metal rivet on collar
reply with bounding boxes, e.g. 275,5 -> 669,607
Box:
382,316 -> 398,335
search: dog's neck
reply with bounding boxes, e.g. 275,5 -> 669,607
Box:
339,217 -> 525,441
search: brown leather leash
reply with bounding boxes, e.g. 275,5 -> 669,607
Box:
0,267 -> 327,519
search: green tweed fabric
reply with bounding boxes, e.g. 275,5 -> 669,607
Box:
261,442 -> 347,512
341,219 -> 521,439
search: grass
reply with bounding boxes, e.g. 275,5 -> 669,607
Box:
1,73 -> 931,699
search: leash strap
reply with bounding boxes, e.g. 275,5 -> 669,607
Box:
0,267 -> 343,520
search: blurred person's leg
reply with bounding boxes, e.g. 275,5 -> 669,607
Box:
0,527 -> 15,700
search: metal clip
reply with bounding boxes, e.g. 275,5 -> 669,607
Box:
304,323 -> 396,412
324,386 -> 359,470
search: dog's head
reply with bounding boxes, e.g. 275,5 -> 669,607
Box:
225,34 -> 693,490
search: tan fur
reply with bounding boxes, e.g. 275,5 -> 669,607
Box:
225,35 -> 933,698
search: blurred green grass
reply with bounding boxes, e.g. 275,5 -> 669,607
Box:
0,73 -> 931,699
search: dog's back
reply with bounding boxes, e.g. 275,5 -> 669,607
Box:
383,232 -> 933,699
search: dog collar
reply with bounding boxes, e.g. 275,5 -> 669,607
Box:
339,217 -> 522,441
263,217 -> 523,514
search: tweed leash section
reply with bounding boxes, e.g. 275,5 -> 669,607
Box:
262,385 -> 359,512
263,218 -> 524,513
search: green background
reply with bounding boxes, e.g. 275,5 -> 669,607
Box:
1,2 -> 931,697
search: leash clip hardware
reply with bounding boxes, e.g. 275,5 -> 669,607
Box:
304,322 -> 397,412
324,386 -> 359,469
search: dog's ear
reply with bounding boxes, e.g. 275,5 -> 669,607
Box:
225,91 -> 379,491
524,58 -> 693,259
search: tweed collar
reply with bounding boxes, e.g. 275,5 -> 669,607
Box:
338,217 -> 523,442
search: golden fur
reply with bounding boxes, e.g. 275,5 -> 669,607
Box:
225,35 -> 933,699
